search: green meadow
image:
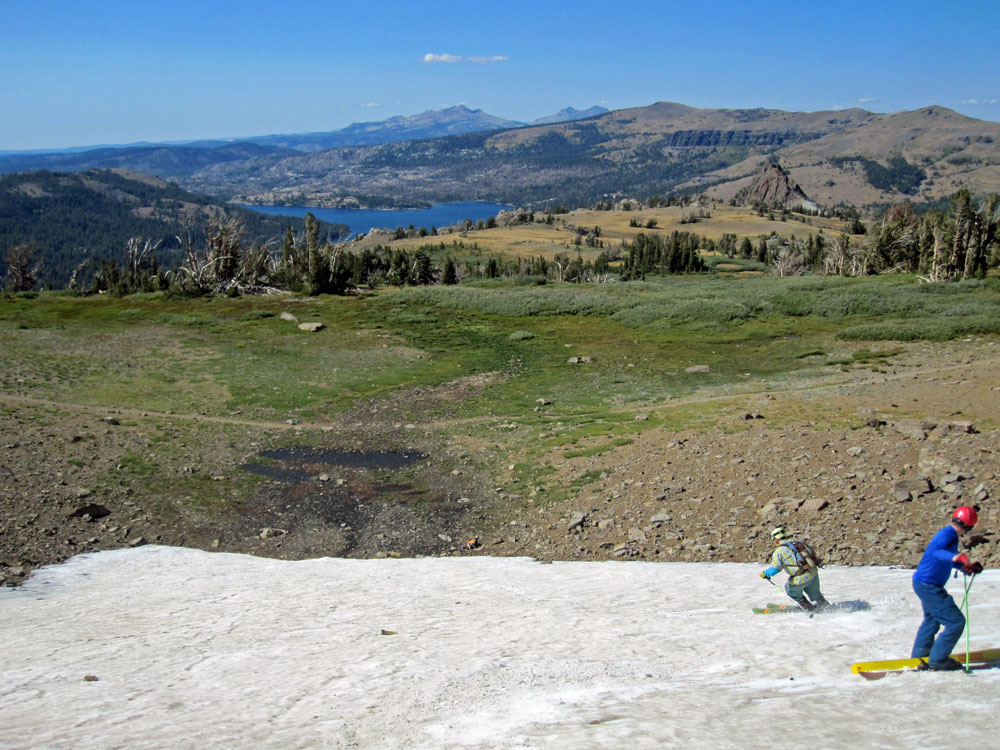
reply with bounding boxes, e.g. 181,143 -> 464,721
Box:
4,275 -> 1000,418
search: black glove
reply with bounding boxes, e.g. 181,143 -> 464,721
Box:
970,561 -> 984,575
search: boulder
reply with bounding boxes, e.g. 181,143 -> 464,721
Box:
893,477 -> 932,501
567,512 -> 587,533
799,498 -> 829,514
628,527 -> 647,543
66,503 -> 111,521
894,420 -> 936,440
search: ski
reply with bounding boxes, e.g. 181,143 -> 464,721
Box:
856,662 -> 1000,681
753,603 -> 801,615
753,601 -> 871,615
852,648 -> 1000,680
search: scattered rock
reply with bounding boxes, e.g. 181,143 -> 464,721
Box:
279,312 -> 298,322
758,497 -> 802,516
298,322 -> 324,332
686,365 -> 710,374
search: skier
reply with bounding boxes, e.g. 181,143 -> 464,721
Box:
760,526 -> 828,611
911,506 -> 984,671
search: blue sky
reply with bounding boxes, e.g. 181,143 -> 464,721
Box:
2,0 -> 998,150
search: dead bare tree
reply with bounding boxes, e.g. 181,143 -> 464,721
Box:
3,242 -> 41,292
173,219 -> 279,294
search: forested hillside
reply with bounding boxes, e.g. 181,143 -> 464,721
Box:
0,170 -> 347,288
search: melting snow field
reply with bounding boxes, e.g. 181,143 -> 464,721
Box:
1,546 -> 997,749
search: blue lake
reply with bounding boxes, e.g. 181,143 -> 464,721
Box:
243,201 -> 512,239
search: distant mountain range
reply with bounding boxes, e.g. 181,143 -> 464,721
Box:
184,102 -> 1000,210
0,105 -> 610,158
1,102 -> 997,210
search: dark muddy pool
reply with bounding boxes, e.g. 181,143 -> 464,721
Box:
241,448 -> 425,483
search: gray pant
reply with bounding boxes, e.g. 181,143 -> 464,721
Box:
786,575 -> 825,604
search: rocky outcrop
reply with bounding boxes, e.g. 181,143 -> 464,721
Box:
734,161 -> 810,208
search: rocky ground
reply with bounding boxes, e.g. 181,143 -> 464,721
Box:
2,338 -> 999,587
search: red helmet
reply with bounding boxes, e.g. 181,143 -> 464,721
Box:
953,506 -> 978,528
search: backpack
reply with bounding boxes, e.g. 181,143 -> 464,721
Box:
781,540 -> 823,575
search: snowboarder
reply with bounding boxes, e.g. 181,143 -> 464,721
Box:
760,526 -> 828,610
911,505 -> 984,671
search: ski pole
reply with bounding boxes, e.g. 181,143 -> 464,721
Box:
761,574 -> 813,615
960,573 -> 976,670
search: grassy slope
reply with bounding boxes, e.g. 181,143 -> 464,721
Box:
371,203 -> 852,265
3,275 -> 1000,518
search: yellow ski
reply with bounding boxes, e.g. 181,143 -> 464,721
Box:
852,647 -> 1000,677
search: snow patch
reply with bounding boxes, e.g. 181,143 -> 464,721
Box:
1,547 -> 997,749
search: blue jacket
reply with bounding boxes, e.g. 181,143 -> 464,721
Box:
913,524 -> 961,587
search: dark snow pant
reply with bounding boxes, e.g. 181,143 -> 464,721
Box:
911,580 -> 966,666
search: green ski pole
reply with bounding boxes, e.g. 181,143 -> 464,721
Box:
960,573 -> 976,671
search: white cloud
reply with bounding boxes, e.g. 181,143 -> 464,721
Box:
360,102 -> 380,108
423,53 -> 507,65
958,98 -> 999,105
423,53 -> 461,64
467,55 -> 508,64
858,97 -> 877,103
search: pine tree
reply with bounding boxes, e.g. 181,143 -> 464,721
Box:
443,257 -> 458,285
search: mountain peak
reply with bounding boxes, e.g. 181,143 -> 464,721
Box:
531,106 -> 609,125
733,160 -> 811,208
